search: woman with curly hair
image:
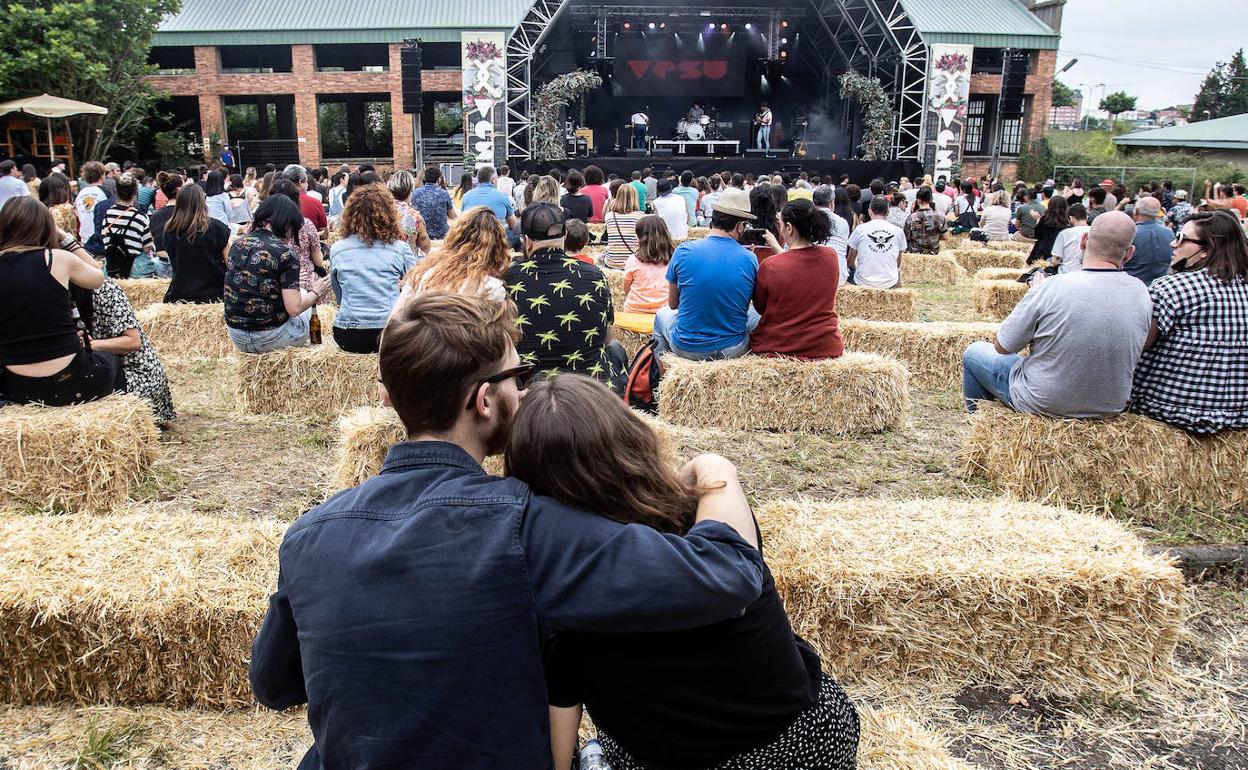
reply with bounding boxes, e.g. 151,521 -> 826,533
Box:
328,183 -> 419,354
395,207 -> 511,312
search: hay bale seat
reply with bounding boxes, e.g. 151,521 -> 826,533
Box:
135,302 -> 233,359
234,343 -> 379,417
972,279 -> 1030,321
334,405 -> 682,491
951,247 -> 1027,275
0,394 -> 159,513
840,320 -> 999,388
0,703 -> 967,770
612,326 -> 650,359
974,267 -> 1025,282
962,405 -> 1248,511
980,239 -> 1034,253
900,252 -> 967,285
837,285 -> 917,322
116,278 -> 171,310
759,496 -> 1185,696
0,512 -> 284,708
602,267 -> 626,312
659,353 -> 910,434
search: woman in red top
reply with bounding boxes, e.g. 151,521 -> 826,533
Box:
750,199 -> 844,360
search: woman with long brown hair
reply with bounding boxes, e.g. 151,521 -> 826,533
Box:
621,214 -> 672,314
38,172 -> 78,238
1130,209 -> 1248,434
505,374 -> 859,770
328,183 -> 418,354
396,206 -> 511,308
0,197 -> 121,405
163,183 -> 232,303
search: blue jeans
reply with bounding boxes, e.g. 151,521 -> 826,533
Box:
756,125 -> 771,151
228,308 -> 312,354
962,340 -> 1019,412
652,305 -> 760,361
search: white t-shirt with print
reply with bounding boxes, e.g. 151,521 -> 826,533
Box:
846,218 -> 907,288
75,184 -> 106,242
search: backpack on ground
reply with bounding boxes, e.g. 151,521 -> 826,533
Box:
623,339 -> 663,414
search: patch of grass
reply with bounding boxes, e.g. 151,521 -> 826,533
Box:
74,721 -> 146,769
297,428 -> 332,450
131,466 -> 182,501
911,282 -> 989,322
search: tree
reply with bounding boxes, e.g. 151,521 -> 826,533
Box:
0,0 -> 180,163
1051,80 -> 1077,108
1224,49 -> 1248,116
1190,49 -> 1248,120
1099,91 -> 1137,119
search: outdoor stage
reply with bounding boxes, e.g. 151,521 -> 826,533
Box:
521,157 -> 921,185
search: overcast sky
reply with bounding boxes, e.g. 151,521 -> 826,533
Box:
1055,0 -> 1244,112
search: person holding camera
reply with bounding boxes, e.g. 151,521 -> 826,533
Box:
652,189 -> 760,361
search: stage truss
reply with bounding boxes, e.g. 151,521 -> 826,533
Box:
504,0 -> 929,162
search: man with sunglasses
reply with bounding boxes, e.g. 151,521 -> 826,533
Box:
250,292 -> 762,770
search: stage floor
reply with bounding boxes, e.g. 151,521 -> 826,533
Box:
520,156 -> 921,186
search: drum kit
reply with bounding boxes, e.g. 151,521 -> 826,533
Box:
675,114 -> 714,142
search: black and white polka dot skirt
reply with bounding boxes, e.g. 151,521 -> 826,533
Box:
597,673 -> 859,770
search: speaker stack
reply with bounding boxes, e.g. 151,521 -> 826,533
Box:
401,40 -> 423,115
999,50 -> 1029,117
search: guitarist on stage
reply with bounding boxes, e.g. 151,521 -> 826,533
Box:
754,102 -> 773,151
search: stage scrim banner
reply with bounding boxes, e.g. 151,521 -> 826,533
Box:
462,31 -> 507,169
613,32 -> 746,98
925,44 -> 973,179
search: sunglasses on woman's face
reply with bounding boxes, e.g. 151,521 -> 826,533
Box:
464,363 -> 537,410
1174,232 -> 1207,247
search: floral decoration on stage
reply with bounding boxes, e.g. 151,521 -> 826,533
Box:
465,40 -> 503,64
935,52 -> 968,73
838,72 -> 894,161
532,69 -> 604,161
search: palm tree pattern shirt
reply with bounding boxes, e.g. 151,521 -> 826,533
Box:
504,247 -> 617,382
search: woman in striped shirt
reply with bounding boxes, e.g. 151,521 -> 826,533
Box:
601,183 -> 642,270
101,174 -> 157,278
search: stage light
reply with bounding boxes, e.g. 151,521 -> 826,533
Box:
659,22 -> 666,29
745,23 -> 752,30
707,23 -> 715,30
648,22 -> 655,29
720,23 -> 728,30
623,22 -> 631,29
780,51 -> 787,58
781,20 -> 789,28
781,37 -> 787,44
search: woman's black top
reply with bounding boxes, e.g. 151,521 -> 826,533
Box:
545,537 -> 822,770
561,193 -> 594,222
164,219 -> 231,303
150,206 -> 175,253
0,249 -> 82,366
1028,221 -> 1068,263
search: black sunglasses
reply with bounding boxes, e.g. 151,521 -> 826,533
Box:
1174,232 -> 1207,247
465,363 -> 537,410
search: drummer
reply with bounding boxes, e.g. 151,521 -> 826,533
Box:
688,102 -> 705,122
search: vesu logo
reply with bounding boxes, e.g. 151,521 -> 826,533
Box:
626,60 -> 729,80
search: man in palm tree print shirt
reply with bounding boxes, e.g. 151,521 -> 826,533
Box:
505,203 -> 625,384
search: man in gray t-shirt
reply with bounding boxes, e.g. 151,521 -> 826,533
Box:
961,211 -> 1153,418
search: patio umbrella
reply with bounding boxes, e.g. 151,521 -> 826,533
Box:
0,93 -> 108,163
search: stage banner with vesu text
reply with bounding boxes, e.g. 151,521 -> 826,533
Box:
462,31 -> 507,169
613,32 -> 746,98
925,44 -> 973,179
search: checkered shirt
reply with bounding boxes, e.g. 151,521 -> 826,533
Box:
1130,269 -> 1248,434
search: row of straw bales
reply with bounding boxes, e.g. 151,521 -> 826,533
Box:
900,252 -> 966,285
136,303 -> 234,359
0,395 -> 159,513
234,343 -> 379,416
950,247 -> 1028,275
759,497 -> 1185,696
116,278 -> 171,310
840,320 -> 999,388
972,279 -> 1030,321
659,353 -> 910,433
0,497 -> 1182,710
962,404 -> 1248,511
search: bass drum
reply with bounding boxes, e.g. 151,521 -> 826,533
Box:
684,122 -> 706,141
675,120 -> 691,138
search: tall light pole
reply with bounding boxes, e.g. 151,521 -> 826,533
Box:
1084,82 -> 1105,131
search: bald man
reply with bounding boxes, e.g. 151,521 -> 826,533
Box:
961,211 -> 1152,418
1127,195 -> 1173,286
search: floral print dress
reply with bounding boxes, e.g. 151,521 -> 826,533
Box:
90,280 -> 176,425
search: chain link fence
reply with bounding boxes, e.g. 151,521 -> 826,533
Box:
1053,165 -> 1198,197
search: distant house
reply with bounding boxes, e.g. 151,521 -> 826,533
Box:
1112,113 -> 1248,164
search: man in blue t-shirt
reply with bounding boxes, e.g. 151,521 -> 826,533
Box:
460,165 -> 518,231
653,188 -> 760,360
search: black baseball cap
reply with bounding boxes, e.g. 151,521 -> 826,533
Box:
521,203 -> 566,240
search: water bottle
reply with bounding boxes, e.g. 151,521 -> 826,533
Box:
579,739 -> 611,770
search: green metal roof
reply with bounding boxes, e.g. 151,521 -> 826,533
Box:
1112,114 -> 1248,151
901,0 -> 1061,50
152,0 -> 528,46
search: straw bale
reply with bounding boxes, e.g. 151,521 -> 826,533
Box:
0,705 -> 311,770
900,252 -> 966,285
972,279 -> 1029,320
951,247 -> 1027,275
980,239 -> 1034,253
234,343 -> 379,417
115,278 -> 170,310
0,512 -> 284,707
587,223 -> 605,238
974,267 -> 1024,282
135,302 -> 234,359
0,394 -> 159,513
962,404 -> 1248,511
758,496 -> 1186,696
857,707 -> 974,770
602,267 -> 626,311
686,226 -> 711,241
612,326 -> 649,359
333,405 -> 682,491
840,320 -> 999,388
659,353 -> 910,434
837,285 -> 917,322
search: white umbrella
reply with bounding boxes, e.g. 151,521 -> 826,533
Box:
0,93 -> 108,164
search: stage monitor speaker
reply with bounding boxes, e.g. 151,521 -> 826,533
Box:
745,149 -> 770,158
999,51 -> 1029,116
400,42 -> 423,115
652,148 -> 674,158
626,149 -> 647,158
780,163 -> 801,172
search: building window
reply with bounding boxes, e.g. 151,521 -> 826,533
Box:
964,98 -> 987,155
1000,115 -> 1024,155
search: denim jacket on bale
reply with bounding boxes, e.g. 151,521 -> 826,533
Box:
250,440 -> 764,770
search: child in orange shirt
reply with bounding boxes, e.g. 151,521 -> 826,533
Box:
564,219 -> 595,265
622,215 -> 674,314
